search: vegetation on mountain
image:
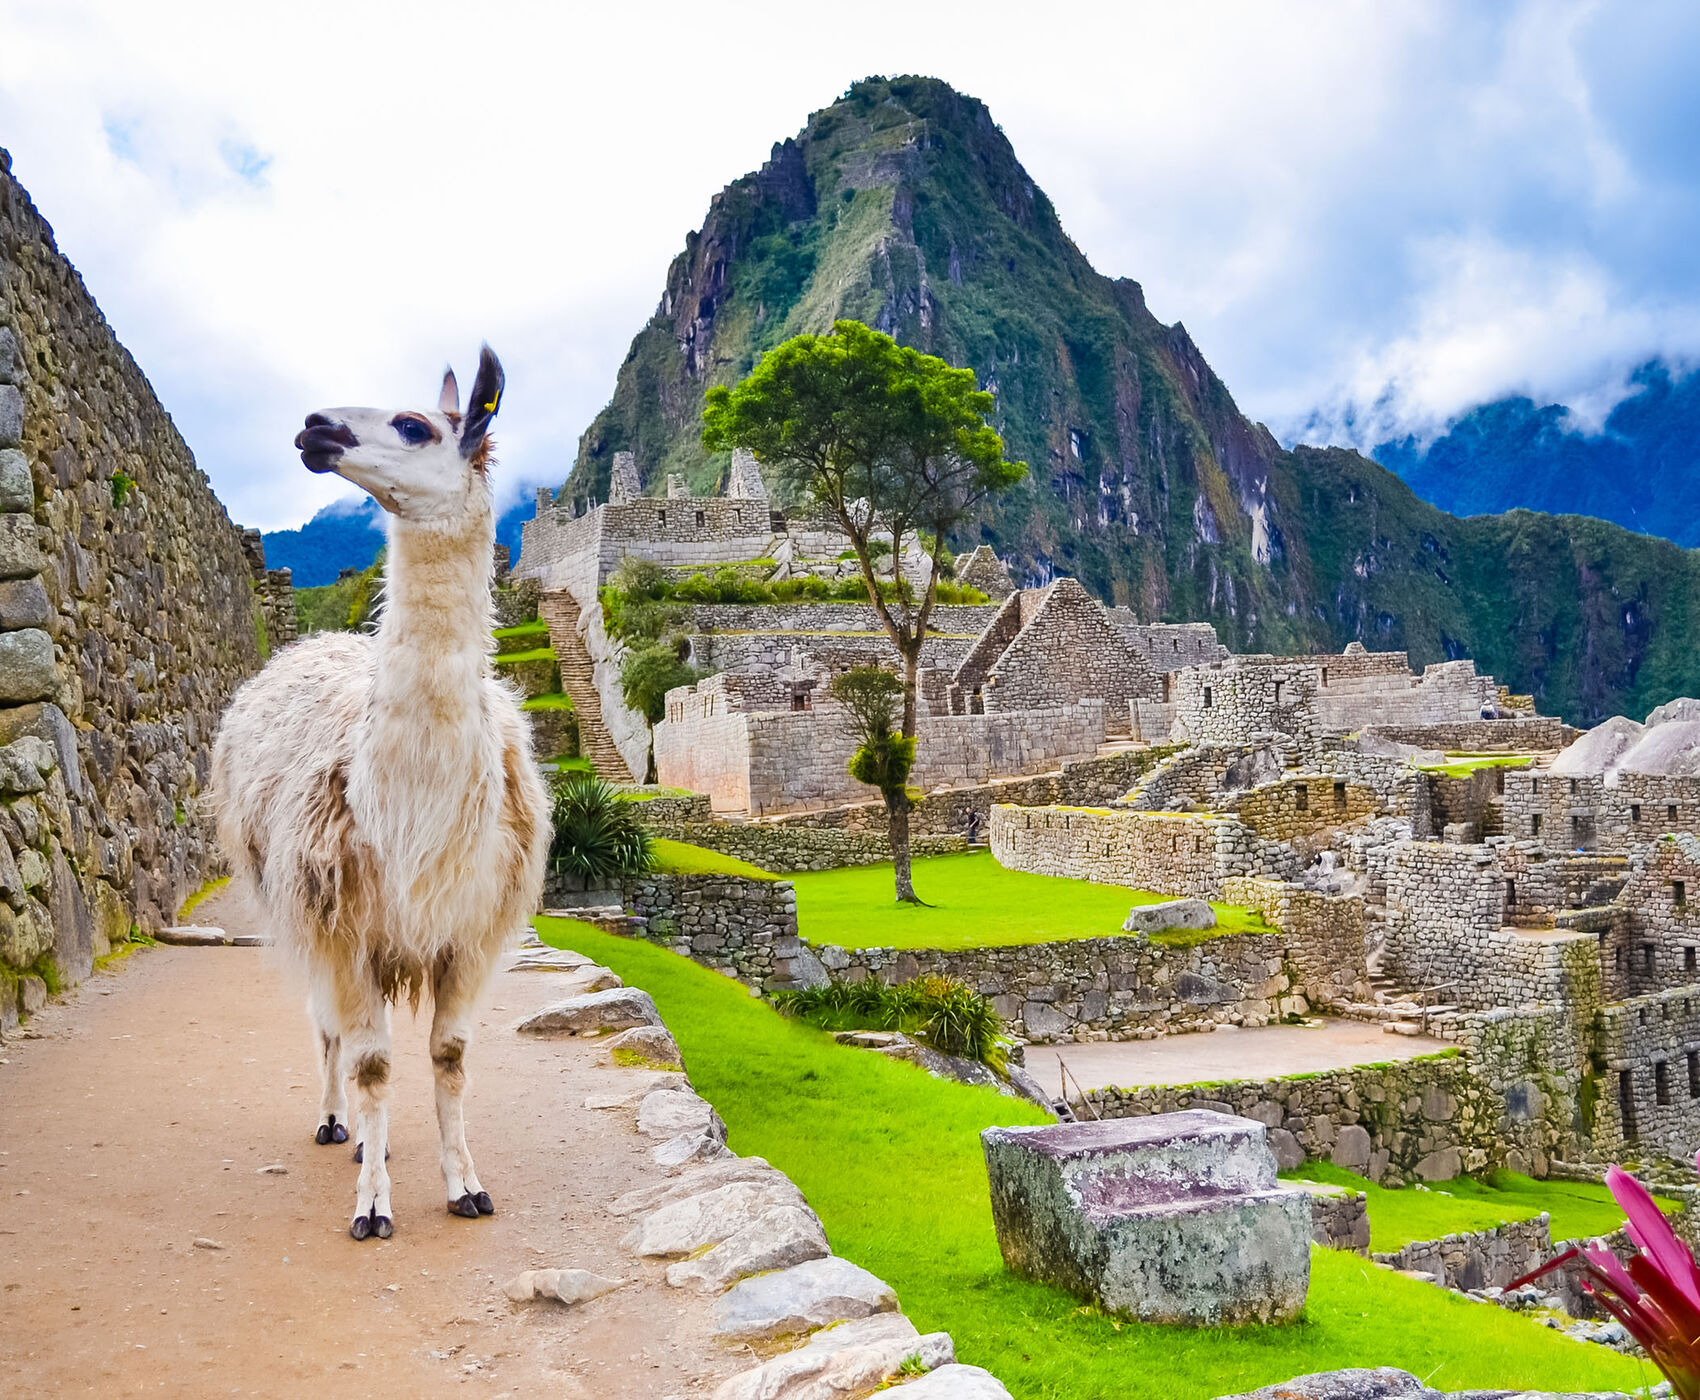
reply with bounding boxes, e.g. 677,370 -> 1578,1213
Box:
562,74 -> 1700,725
293,554 -> 381,633
1375,360 -> 1700,548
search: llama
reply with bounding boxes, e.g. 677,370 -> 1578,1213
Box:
212,347 -> 550,1240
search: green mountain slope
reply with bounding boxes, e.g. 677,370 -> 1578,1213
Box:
563,75 -> 1700,725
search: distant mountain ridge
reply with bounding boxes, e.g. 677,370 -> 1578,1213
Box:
556,74 -> 1700,726
1372,361 -> 1700,547
263,494 -> 538,587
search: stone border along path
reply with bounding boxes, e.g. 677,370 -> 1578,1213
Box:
0,888 -> 1010,1399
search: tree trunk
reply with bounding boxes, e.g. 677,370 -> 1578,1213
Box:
886,786 -> 921,904
901,648 -> 920,739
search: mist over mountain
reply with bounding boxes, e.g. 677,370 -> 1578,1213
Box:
263,494 -> 538,587
1372,361 -> 1700,547
556,75 -> 1700,726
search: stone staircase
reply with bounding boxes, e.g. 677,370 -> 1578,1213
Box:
538,589 -> 633,781
1338,941 -> 1460,1036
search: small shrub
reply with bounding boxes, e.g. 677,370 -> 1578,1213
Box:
775,973 -> 1006,1071
548,775 -> 654,888
110,470 -> 137,507
621,645 -> 698,726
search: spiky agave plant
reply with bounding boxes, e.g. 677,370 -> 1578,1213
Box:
547,775 -> 653,888
1512,1159 -> 1700,1400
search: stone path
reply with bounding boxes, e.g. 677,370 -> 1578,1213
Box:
539,589 -> 632,780
1025,1018 -> 1450,1097
0,890 -> 747,1398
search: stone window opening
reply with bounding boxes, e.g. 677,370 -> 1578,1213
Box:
1570,778 -> 1579,795
695,509 -> 706,527
1645,943 -> 1657,972
790,691 -> 810,712
1273,680 -> 1284,705
1532,814 -> 1542,836
1687,947 -> 1697,974
658,508 -> 667,526
1496,771 -> 1506,795
1677,881 -> 1688,909
1657,1061 -> 1672,1106
1173,638 -> 1180,652
1295,786 -> 1308,812
1160,675 -> 1171,702
1620,1070 -> 1639,1142
1334,781 -> 1347,809
1671,804 -> 1680,823
1203,686 -> 1213,709
1689,1051 -> 1699,1098
1321,667 -> 1329,686
770,510 -> 786,532
1614,946 -> 1624,970
1632,804 -> 1642,823
1532,777 -> 1540,794
1505,878 -> 1517,908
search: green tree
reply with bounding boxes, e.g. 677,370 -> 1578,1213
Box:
703,320 -> 1024,902
621,643 -> 697,783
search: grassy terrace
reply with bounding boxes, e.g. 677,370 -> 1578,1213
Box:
788,850 -> 1271,949
1414,752 -> 1539,779
493,620 -> 551,644
492,644 -> 556,665
1287,1162 -> 1675,1253
650,837 -> 776,880
537,920 -> 1650,1400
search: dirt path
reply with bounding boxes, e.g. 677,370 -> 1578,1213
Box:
1026,1018 -> 1450,1096
0,891 -> 749,1398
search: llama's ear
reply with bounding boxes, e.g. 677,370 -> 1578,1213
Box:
438,367 -> 460,416
460,345 -> 504,459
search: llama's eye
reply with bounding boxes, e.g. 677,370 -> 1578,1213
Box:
392,416 -> 433,446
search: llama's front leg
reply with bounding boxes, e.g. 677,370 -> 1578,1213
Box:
344,993 -> 394,1241
307,978 -> 346,1141
312,1026 -> 349,1145
431,976 -> 492,1219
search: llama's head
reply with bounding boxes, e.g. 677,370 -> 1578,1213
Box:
294,346 -> 505,520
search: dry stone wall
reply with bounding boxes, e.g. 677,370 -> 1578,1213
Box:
643,818 -> 967,872
1373,1216 -> 1553,1293
1592,984 -> 1700,1160
1087,1010 -> 1580,1182
1362,717 -> 1564,751
989,804 -> 1263,898
1171,661 -> 1321,756
1503,768 -> 1700,854
0,150 -> 268,1019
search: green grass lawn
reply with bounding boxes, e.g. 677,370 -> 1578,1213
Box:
1286,1162 -> 1667,1253
492,644 -> 556,665
492,620 -> 551,643
536,920 -> 1651,1400
789,850 -> 1271,950
650,837 -> 777,880
521,691 -> 574,712
1414,753 -> 1538,779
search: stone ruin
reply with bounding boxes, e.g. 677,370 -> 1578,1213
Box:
982,1112 -> 1312,1325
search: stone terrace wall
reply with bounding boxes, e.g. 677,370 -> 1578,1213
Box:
686,629 -> 972,676
826,931 -> 1311,1041
0,150 -> 267,1009
1228,775 -> 1379,840
678,602 -> 1000,635
1362,716 -> 1565,751
990,804 -> 1264,898
657,698 -> 1105,814
1221,876 -> 1367,1004
1089,1010 -> 1580,1182
1373,1216 -> 1553,1293
644,818 -> 967,872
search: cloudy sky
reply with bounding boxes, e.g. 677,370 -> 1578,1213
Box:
1,0 -> 1694,530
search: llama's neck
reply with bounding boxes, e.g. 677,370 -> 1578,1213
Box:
370,497 -> 495,727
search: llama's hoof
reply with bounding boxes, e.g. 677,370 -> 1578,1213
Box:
315,1116 -> 348,1146
349,1209 -> 393,1241
351,1142 -> 388,1164
450,1194 -> 480,1219
473,1191 -> 494,1216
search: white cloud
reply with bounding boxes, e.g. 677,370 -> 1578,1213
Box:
0,0 -> 1695,527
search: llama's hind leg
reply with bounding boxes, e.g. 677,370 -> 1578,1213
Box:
431,962 -> 492,1219
308,981 -> 350,1145
342,978 -> 395,1241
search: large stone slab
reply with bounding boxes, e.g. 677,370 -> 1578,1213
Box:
709,1254 -> 897,1338
515,986 -> 659,1036
896,1366 -> 1015,1399
1123,897 -> 1217,934
623,1178 -> 808,1256
981,1111 -> 1311,1325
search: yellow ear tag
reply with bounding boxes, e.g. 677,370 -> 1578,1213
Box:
484,389 -> 501,413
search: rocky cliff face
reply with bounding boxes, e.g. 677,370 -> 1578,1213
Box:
562,76 -> 1700,726
0,148 -> 274,1010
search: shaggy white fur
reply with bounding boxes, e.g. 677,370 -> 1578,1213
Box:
212,349 -> 549,1239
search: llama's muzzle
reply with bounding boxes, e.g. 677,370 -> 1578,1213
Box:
296,413 -> 357,473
